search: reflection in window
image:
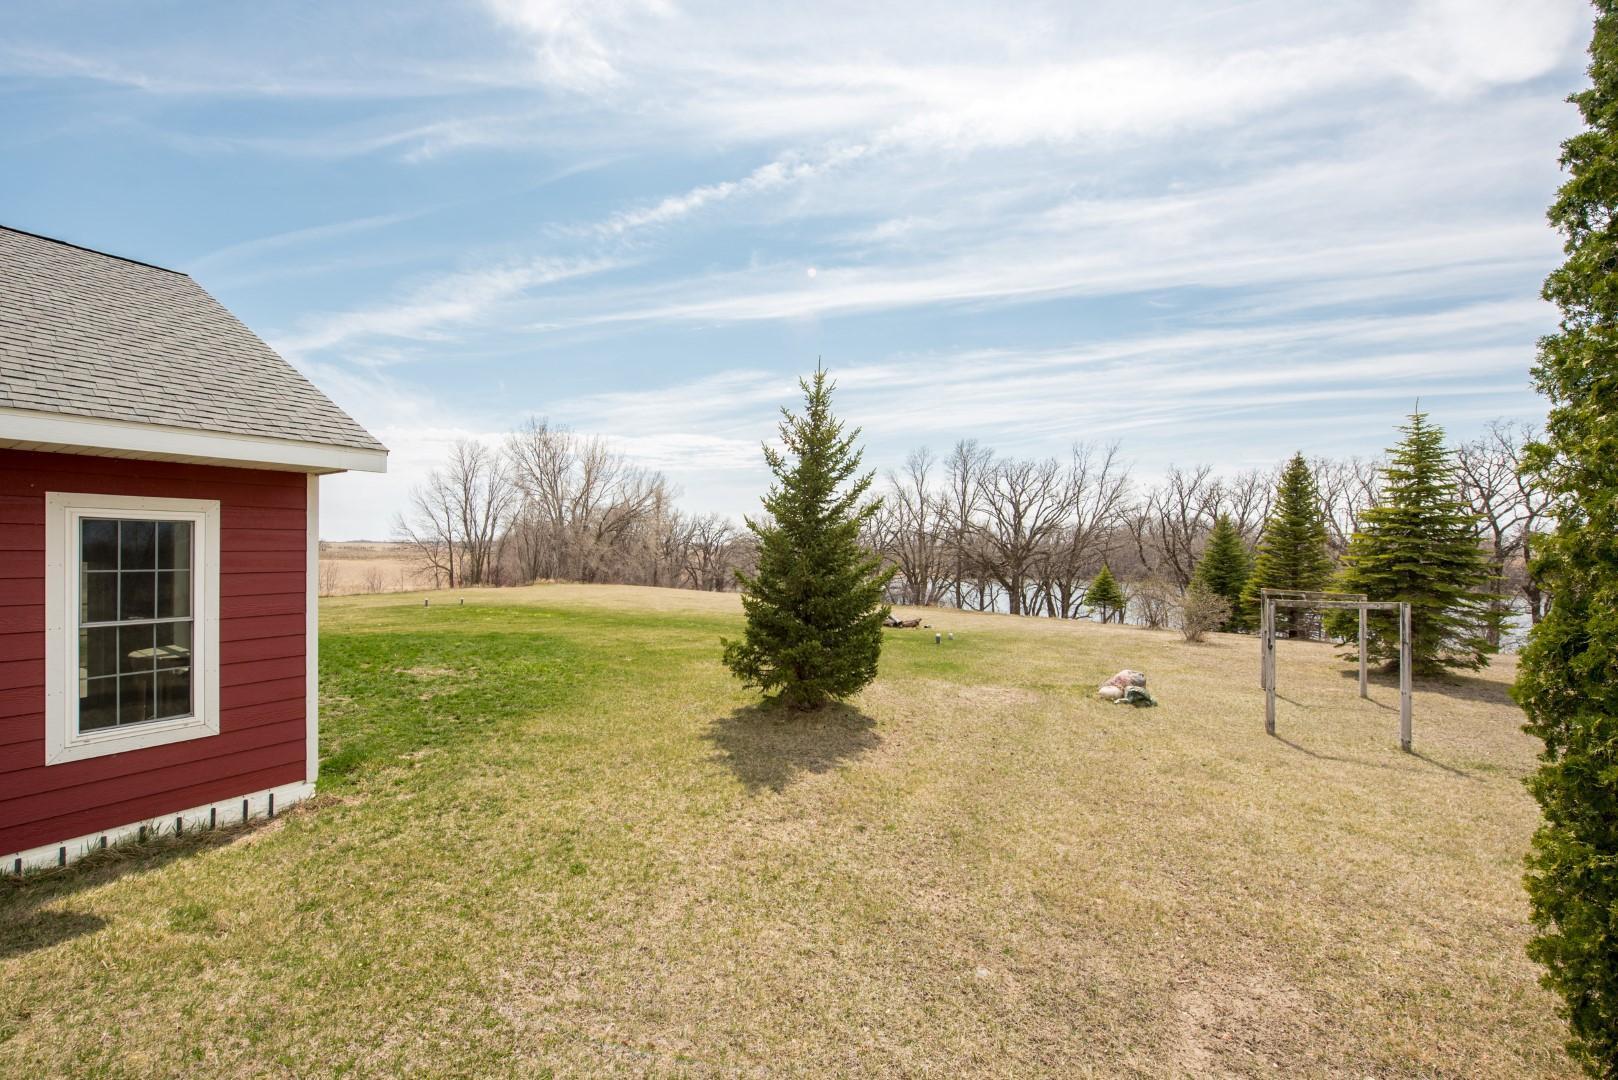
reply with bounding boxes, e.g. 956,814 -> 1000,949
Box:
78,518 -> 194,732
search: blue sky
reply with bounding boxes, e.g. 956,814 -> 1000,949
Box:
0,1 -> 1590,539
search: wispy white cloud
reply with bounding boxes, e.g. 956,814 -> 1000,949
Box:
274,255 -> 623,356
535,215 -> 1553,333
595,145 -> 869,236
481,0 -> 1585,154
6,0 -> 1578,538
482,0 -> 675,92
551,297 -> 1550,444
185,210 -> 426,272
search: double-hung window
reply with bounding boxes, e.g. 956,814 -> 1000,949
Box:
45,493 -> 220,764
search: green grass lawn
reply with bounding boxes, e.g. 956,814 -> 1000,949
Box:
0,584 -> 1573,1077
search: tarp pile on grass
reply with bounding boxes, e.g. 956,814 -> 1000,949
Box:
1098,669 -> 1157,707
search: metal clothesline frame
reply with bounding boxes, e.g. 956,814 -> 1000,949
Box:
1258,588 -> 1413,752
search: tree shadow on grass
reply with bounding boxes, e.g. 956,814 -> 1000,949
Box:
1334,666 -> 1516,707
706,702 -> 880,794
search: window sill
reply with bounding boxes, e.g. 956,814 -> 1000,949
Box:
47,712 -> 218,765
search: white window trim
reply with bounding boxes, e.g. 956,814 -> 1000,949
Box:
44,492 -> 222,765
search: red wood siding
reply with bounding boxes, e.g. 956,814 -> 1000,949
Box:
0,450 -> 307,854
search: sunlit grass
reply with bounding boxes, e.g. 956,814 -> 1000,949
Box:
0,584 -> 1572,1076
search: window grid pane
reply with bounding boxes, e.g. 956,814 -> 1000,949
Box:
77,516 -> 197,733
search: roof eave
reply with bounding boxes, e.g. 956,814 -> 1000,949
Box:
0,407 -> 388,475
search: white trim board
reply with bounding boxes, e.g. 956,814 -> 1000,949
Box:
306,474 -> 320,785
0,407 -> 387,474
4,780 -> 314,873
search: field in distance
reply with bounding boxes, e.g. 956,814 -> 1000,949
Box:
317,539 -> 430,595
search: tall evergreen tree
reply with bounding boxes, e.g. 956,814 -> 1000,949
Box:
1084,565 -> 1126,623
1333,413 -> 1499,675
722,370 -> 893,710
1192,514 -> 1251,631
1517,4 -> 1618,1071
1240,452 -> 1334,637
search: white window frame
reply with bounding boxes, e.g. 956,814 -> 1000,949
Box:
44,492 -> 222,765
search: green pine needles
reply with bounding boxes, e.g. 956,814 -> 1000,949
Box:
1240,453 -> 1334,636
1334,413 -> 1499,676
1191,515 -> 1251,631
1517,2 -> 1618,1071
722,370 -> 894,710
1084,566 -> 1126,623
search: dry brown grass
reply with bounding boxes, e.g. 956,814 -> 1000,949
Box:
0,584 -> 1570,1077
318,540 -> 433,595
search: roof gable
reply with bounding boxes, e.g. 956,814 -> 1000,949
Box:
0,226 -> 385,460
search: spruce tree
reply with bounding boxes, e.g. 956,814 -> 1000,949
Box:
722,370 -> 893,710
1084,566 -> 1126,624
1240,453 -> 1334,637
1334,413 -> 1499,675
1191,514 -> 1250,631
1517,4 -> 1618,1070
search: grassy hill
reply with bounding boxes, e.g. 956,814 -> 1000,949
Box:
0,585 -> 1571,1076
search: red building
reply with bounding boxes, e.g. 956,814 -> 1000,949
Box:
0,226 -> 387,871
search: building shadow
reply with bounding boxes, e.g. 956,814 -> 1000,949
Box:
706,702 -> 880,794
0,907 -> 106,959
0,813 -> 272,958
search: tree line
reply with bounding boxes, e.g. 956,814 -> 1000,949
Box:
395,416 -> 1545,648
862,419 -> 1544,642
395,421 -> 756,593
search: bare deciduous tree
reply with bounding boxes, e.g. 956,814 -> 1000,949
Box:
939,439 -> 994,610
1222,467 -> 1273,544
1314,456 -> 1382,558
1129,578 -> 1178,630
386,417 -> 1533,644
975,455 -> 1071,616
874,447 -> 953,605
684,513 -> 748,591
1457,420 -> 1553,633
395,438 -> 518,588
1040,442 -> 1130,617
1126,465 -> 1222,591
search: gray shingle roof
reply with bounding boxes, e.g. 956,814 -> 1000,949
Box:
0,226 -> 385,453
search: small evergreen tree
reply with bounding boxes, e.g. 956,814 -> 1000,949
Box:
722,370 -> 893,710
1240,452 -> 1334,637
1516,3 -> 1618,1071
1191,514 -> 1250,631
1084,566 -> 1126,624
1332,413 -> 1499,675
